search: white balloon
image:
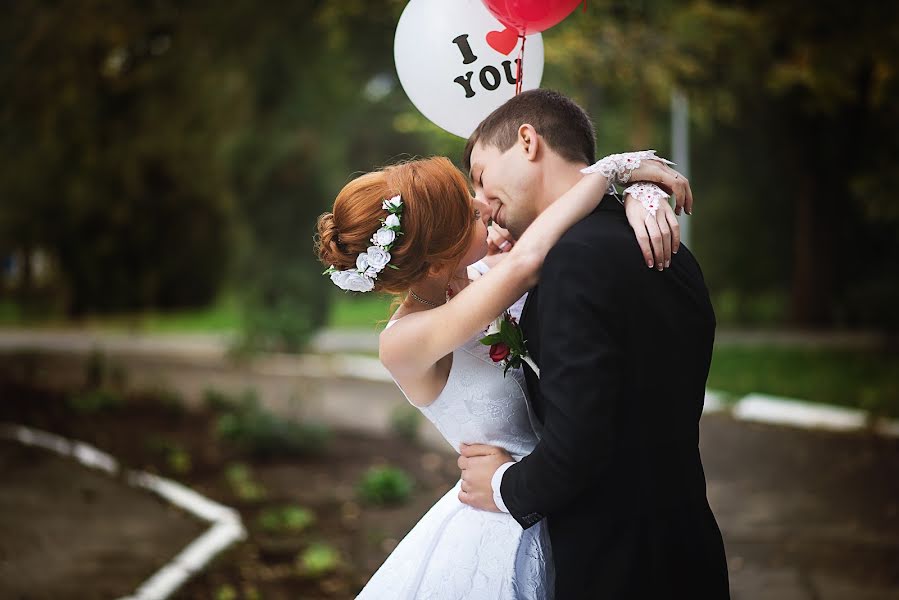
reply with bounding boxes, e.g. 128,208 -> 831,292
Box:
394,0 -> 545,139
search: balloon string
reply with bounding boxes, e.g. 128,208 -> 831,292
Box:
515,34 -> 526,95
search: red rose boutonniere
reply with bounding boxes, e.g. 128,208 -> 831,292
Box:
479,311 -> 540,378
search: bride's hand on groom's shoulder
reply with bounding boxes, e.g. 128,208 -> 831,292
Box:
624,187 -> 681,271
630,160 -> 694,216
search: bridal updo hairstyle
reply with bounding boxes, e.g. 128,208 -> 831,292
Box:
316,157 -> 475,294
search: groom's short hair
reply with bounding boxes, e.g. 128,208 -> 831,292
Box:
462,89 -> 596,173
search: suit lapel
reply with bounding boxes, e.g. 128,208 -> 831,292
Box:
519,286 -> 544,424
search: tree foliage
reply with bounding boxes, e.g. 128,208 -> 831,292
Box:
544,0 -> 899,328
2,0 -> 896,333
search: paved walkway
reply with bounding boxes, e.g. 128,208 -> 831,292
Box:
0,326 -> 889,358
700,414 -> 899,599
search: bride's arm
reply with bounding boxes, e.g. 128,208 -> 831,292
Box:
381,157 -> 690,379
381,170 -> 611,376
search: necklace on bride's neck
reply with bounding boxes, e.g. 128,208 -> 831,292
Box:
408,288 -> 447,308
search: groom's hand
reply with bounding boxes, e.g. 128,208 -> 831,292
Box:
457,443 -> 513,512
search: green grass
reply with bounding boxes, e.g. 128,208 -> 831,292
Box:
327,294 -> 395,329
708,346 -> 899,417
0,293 -> 394,332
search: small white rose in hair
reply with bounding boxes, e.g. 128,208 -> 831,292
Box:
356,253 -> 370,272
365,246 -> 391,271
385,214 -> 401,228
372,227 -> 396,247
382,195 -> 402,210
331,270 -> 375,293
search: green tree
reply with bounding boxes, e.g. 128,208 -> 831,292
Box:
545,0 -> 899,329
0,1 -> 241,314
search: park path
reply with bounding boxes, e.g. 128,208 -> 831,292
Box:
0,327 -> 896,598
0,326 -> 888,357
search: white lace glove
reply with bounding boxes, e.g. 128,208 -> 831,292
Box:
580,150 -> 676,185
623,182 -> 669,218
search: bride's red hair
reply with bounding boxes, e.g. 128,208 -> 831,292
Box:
316,157 -> 475,294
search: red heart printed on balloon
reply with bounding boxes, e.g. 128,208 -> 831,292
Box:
486,27 -> 519,55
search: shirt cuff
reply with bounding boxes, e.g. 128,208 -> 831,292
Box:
491,461 -> 516,514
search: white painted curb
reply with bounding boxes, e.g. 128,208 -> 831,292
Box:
701,391 -> 899,438
0,424 -> 246,600
733,393 -> 867,432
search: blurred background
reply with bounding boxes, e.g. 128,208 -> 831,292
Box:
1,1 -> 897,599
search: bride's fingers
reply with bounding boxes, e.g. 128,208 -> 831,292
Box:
670,166 -> 693,215
459,443 -> 496,457
665,204 -> 681,254
644,216 -> 664,270
457,455 -> 468,470
634,225 -> 653,269
657,212 -> 672,268
625,196 -> 654,268
652,162 -> 691,216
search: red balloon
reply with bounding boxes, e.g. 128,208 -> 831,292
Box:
480,0 -> 583,35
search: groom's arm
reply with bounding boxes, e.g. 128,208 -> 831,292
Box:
500,236 -> 626,529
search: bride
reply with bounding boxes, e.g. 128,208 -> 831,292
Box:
315,152 -> 686,598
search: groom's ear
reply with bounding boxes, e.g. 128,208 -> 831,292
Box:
517,124 -> 540,162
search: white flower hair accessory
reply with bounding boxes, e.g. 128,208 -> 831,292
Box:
323,194 -> 404,292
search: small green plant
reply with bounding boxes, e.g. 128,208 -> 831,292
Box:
257,505 -> 316,533
242,584 -> 262,600
203,387 -> 234,413
85,348 -> 108,389
214,584 -> 238,600
166,446 -> 192,475
215,391 -> 330,458
109,362 -> 128,390
225,462 -> 267,502
157,386 -> 185,413
145,437 -> 192,475
389,403 -> 422,442
357,466 -> 414,506
296,543 -> 340,577
68,388 -> 125,414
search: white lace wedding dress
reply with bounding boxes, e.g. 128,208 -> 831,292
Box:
357,295 -> 553,599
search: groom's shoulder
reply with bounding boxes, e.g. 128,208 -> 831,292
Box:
554,208 -> 637,259
544,217 -> 641,282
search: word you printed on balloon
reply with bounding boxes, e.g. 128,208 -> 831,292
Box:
451,34 -> 520,99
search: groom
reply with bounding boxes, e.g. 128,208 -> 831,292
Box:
458,89 -> 730,599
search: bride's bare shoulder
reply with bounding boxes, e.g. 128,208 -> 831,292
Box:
379,309 -> 431,370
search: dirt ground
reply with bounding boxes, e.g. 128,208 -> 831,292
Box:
0,441 -> 205,600
0,380 -> 459,599
2,377 -> 898,600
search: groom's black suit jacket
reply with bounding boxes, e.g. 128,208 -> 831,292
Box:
502,196 -> 730,599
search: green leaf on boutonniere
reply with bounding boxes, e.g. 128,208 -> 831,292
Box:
480,333 -> 503,346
